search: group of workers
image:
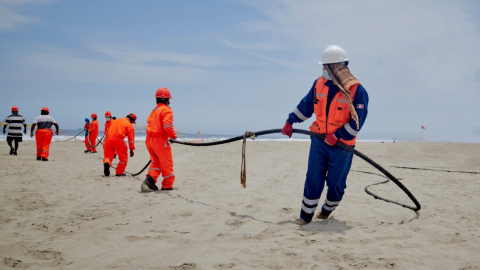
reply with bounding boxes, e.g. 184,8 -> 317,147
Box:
3,45 -> 368,224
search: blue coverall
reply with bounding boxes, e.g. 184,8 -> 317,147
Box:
287,78 -> 369,223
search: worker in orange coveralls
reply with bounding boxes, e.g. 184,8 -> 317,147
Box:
85,113 -> 99,153
104,111 -> 113,136
30,107 -> 59,161
143,87 -> 177,191
103,113 -> 136,177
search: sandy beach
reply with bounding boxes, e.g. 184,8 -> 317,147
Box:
0,140 -> 479,269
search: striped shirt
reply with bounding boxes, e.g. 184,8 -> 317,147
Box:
33,115 -> 57,130
2,114 -> 26,138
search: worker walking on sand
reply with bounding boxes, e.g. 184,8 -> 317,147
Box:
143,87 -> 177,191
281,45 -> 369,224
85,113 -> 99,153
104,111 -> 114,136
2,106 -> 27,155
103,114 -> 136,176
31,107 -> 59,161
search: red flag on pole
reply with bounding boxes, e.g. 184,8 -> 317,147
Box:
421,125 -> 426,129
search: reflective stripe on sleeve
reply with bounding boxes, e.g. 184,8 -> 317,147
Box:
294,108 -> 308,121
163,124 -> 173,128
345,123 -> 358,136
149,168 -> 161,171
337,99 -> 347,103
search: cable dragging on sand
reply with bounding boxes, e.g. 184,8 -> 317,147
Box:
170,128 -> 421,212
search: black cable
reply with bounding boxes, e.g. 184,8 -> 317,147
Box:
171,128 -> 421,212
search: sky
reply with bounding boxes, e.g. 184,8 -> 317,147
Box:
1,0 -> 480,142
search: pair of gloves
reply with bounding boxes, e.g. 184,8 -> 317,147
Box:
281,121 -> 338,146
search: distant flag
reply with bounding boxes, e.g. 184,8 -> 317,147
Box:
421,125 -> 426,129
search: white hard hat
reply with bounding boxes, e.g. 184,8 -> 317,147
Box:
319,45 -> 348,64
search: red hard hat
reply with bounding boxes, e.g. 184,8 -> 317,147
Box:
91,113 -> 97,118
105,111 -> 112,117
127,113 -> 137,124
11,106 -> 18,112
155,87 -> 172,99
41,107 -> 49,112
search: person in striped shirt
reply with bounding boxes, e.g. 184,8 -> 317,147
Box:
2,106 -> 27,155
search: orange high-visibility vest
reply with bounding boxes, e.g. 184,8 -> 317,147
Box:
309,76 -> 360,146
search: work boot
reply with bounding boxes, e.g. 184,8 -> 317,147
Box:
316,211 -> 331,219
41,157 -> 48,161
103,162 -> 110,176
84,150 -> 91,153
10,147 -> 14,155
115,173 -> 126,177
36,156 -> 41,160
13,150 -> 17,155
143,175 -> 158,191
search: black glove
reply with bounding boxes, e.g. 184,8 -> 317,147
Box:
23,129 -> 27,134
112,116 -> 117,120
2,128 -> 5,135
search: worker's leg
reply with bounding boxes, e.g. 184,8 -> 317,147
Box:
321,145 -> 354,214
41,131 -> 53,159
145,138 -> 162,183
158,139 -> 175,189
114,140 -> 128,175
35,132 -> 43,158
300,136 -> 328,223
85,136 -> 91,151
89,133 -> 97,152
102,139 -> 115,166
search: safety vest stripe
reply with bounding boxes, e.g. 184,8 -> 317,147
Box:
316,93 -> 325,98
303,196 -> 319,205
301,204 -> 316,214
337,99 -> 348,103
163,173 -> 174,179
294,108 -> 308,121
163,124 -> 173,128
148,168 -> 161,171
345,123 -> 358,136
325,198 -> 340,206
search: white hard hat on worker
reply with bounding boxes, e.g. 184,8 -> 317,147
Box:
319,45 -> 349,65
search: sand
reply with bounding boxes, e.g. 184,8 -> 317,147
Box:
0,140 -> 479,269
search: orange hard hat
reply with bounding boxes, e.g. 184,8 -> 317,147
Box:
127,113 -> 137,124
105,111 -> 112,117
155,87 -> 172,99
41,107 -> 49,112
91,113 -> 97,118
11,106 -> 18,112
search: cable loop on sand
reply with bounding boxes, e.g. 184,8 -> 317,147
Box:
170,128 -> 421,212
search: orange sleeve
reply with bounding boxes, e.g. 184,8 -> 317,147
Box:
89,121 -> 98,133
162,108 -> 177,139
127,125 -> 135,150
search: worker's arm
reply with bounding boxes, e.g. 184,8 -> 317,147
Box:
53,123 -> 59,135
127,125 -> 135,150
162,109 -> 177,139
286,79 -> 317,124
334,85 -> 369,142
23,121 -> 27,134
88,121 -> 97,133
30,123 -> 36,138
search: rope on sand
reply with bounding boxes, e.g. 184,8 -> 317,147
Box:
169,128 -> 421,212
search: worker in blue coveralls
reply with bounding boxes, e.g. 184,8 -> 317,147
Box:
281,45 -> 369,224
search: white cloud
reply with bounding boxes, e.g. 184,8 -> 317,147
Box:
87,44 -> 228,68
222,39 -> 288,51
18,53 -> 215,85
0,0 -> 53,32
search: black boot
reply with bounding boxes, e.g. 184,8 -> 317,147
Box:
10,147 -> 14,155
41,157 -> 48,161
103,162 -> 110,176
36,156 -> 41,160
143,175 -> 158,191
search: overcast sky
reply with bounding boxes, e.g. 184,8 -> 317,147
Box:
1,0 -> 479,142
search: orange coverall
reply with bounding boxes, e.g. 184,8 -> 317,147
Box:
146,103 -> 177,189
103,117 -> 135,175
36,130 -> 53,159
85,119 -> 99,152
